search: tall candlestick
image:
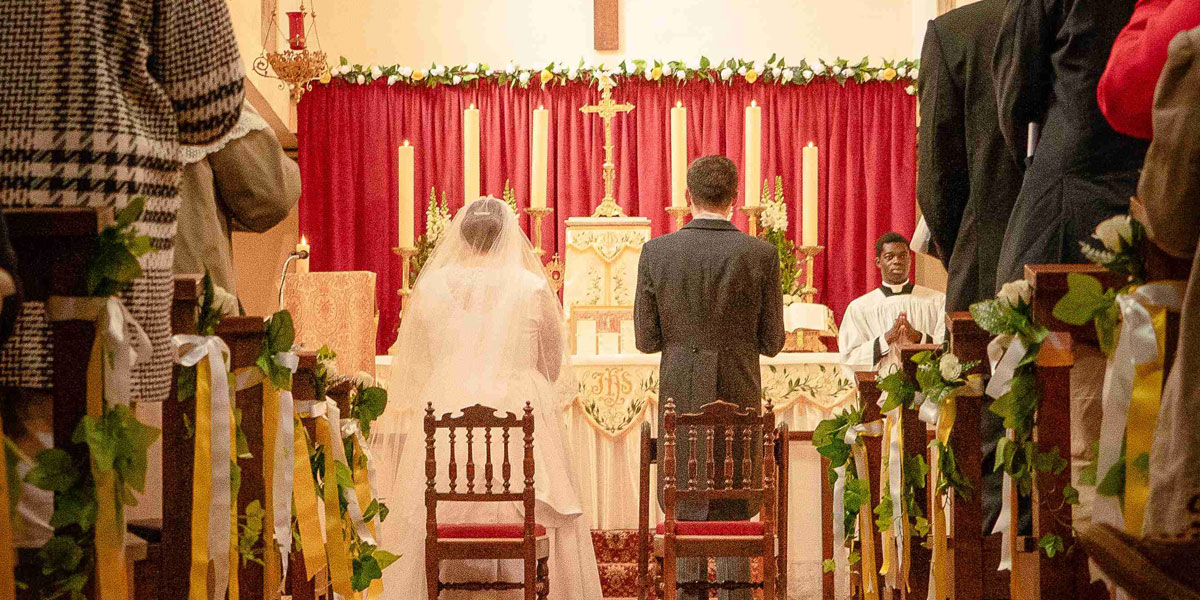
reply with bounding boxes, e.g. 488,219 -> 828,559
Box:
802,142 -> 818,247
744,100 -> 762,206
295,236 -> 310,274
463,103 -> 481,203
670,101 -> 688,208
397,140 -> 415,248
531,105 -> 548,209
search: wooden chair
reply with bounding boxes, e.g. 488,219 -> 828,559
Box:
423,401 -> 548,600
638,399 -> 789,600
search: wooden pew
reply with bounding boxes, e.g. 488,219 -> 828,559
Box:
945,312 -> 989,600
286,349 -> 330,600
892,344 -> 938,600
6,208 -> 111,599
1024,264 -> 1121,600
853,370 -> 885,598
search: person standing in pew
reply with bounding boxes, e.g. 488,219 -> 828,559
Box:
173,101 -> 301,306
1079,21 -> 1200,600
634,155 -> 786,600
0,0 -> 246,405
838,232 -> 945,369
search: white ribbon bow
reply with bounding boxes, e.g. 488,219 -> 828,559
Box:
986,334 -> 1026,401
173,334 -> 234,600
47,296 -> 152,405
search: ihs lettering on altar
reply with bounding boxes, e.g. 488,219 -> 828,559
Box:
579,74 -> 634,218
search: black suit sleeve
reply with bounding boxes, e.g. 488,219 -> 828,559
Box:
634,248 -> 662,353
758,247 -> 786,357
917,20 -> 970,269
993,0 -> 1057,169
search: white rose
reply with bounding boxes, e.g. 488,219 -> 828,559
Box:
663,64 -> 674,76
938,353 -> 963,382
387,75 -> 398,86
862,71 -> 872,82
356,74 -> 365,85
567,69 -> 578,81
625,62 -> 637,75
399,66 -> 413,78
212,285 -> 239,317
452,75 -> 462,85
368,65 -> 379,78
841,68 -> 854,78
1093,215 -> 1133,252
337,65 -> 349,75
466,62 -> 478,73
431,65 -> 444,77
644,69 -> 653,81
676,69 -> 687,80
897,65 -> 907,78
783,294 -> 796,305
518,71 -> 531,84
352,371 -> 376,388
910,68 -> 919,79
905,84 -> 917,95
504,62 -> 516,75
737,65 -> 748,76
802,69 -> 814,80
997,279 -> 1032,307
720,67 -> 733,80
771,66 -> 782,79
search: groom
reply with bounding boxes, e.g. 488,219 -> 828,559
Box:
634,155 -> 786,600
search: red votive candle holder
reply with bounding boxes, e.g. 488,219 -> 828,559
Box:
287,11 -> 306,50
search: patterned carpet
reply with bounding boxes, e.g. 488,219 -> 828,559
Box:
592,530 -> 763,600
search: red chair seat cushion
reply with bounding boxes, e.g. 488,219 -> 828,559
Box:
655,520 -> 764,536
437,523 -> 547,539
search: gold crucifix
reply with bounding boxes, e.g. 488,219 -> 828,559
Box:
580,74 -> 634,217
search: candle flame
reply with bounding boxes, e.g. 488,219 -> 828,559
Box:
469,103 -> 476,109
676,100 -> 682,108
807,141 -> 815,147
751,100 -> 757,107
403,139 -> 410,146
301,235 -> 307,245
538,104 -> 545,110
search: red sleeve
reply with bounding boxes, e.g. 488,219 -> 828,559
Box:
1098,0 -> 1200,140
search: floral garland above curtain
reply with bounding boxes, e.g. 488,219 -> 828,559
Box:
320,55 -> 921,95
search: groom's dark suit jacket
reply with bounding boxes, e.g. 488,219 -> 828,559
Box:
634,217 -> 786,520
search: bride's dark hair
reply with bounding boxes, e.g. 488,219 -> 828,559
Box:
460,196 -> 506,253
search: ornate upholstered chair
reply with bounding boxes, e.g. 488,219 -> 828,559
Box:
423,402 -> 548,600
638,400 -> 789,600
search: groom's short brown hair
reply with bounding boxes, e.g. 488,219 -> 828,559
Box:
687,155 -> 738,210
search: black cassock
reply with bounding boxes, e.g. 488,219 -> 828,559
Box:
917,0 -> 1023,312
991,0 -> 1148,287
633,218 -> 786,520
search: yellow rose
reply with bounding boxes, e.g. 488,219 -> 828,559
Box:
318,69 -> 331,84
882,67 -> 897,81
540,69 -> 553,85
651,66 -> 662,81
412,69 -> 426,81
745,69 -> 759,84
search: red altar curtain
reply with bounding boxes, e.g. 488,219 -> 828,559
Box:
297,79 -> 917,353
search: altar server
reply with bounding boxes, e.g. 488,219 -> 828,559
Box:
838,232 -> 945,368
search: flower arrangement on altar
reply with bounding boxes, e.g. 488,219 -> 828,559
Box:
321,55 -> 921,94
758,176 -> 803,303
410,187 -> 451,282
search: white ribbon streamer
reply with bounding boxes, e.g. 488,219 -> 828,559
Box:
886,410 -> 904,579
832,464 -> 849,599
986,334 -> 1026,401
312,400 -> 377,546
272,352 -> 299,591
173,334 -> 234,600
990,428 -> 1014,572
47,296 -> 152,405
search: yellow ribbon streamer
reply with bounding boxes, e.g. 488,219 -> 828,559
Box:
929,392 -> 958,600
188,361 -> 214,600
1123,301 -> 1169,534
0,419 -> 16,600
87,334 -> 129,600
292,421 -> 326,580
851,443 -> 880,600
263,383 -> 282,591
878,415 -> 895,583
352,436 -> 384,600
229,401 -> 239,600
316,417 -> 354,598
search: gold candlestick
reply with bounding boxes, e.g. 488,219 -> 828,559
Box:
797,245 -> 825,302
392,246 -> 417,299
739,204 -> 766,237
665,206 -> 690,231
524,206 -> 554,258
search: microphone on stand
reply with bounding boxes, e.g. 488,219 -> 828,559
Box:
277,249 -> 310,311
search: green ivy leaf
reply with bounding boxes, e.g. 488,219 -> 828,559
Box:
38,535 -> 84,575
375,549 -> 400,569
1051,273 -> 1109,325
50,485 -> 98,532
1063,485 -> 1080,506
1097,460 -> 1125,498
1038,533 -> 1064,558
25,448 -> 78,493
1132,452 -> 1150,474
905,454 -> 930,490
354,386 -> 389,438
822,558 -> 836,573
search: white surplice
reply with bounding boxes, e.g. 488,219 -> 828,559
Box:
838,281 -> 946,368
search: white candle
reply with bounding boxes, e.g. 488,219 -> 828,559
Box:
531,105 -> 548,209
295,235 -> 310,274
802,142 -> 818,246
463,103 -> 481,203
398,140 -> 414,248
670,101 -> 688,208
744,100 -> 762,206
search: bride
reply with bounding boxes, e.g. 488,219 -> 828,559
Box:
371,197 -> 603,600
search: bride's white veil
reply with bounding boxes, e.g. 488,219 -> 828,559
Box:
370,196 -> 571,535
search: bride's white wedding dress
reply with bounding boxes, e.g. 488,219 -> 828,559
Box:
372,198 -> 602,600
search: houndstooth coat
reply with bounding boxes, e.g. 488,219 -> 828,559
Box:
0,0 -> 245,403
